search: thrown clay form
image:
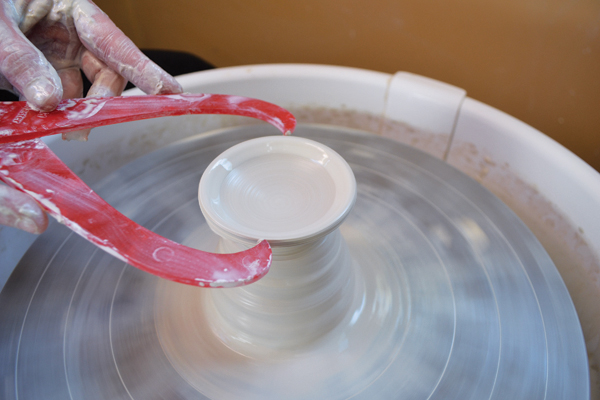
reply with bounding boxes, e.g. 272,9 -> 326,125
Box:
199,136 -> 356,246
199,136 -> 357,354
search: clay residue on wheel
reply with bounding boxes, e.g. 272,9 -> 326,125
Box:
292,105 -> 600,398
289,106 -> 450,160
447,140 -> 600,399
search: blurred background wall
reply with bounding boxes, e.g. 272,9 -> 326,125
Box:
95,0 -> 600,171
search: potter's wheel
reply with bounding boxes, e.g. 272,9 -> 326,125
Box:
0,125 -> 587,399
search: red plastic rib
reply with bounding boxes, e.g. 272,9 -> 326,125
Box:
0,139 -> 272,287
0,93 -> 296,286
0,93 -> 296,143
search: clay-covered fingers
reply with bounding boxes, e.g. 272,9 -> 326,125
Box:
0,3 -> 62,111
81,50 -> 127,98
73,1 -> 182,95
62,50 -> 127,141
58,65 -> 88,141
0,185 -> 48,234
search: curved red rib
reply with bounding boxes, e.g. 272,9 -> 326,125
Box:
0,93 -> 296,287
0,139 -> 272,287
0,93 -> 296,143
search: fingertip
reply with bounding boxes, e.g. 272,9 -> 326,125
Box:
23,76 -> 62,111
62,129 -> 91,142
145,64 -> 183,94
156,75 -> 183,95
136,62 -> 183,95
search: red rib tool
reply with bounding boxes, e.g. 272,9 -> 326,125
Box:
0,93 -> 295,143
0,94 -> 296,287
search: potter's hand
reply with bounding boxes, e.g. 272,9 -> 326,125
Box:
0,0 -> 183,126
0,0 -> 183,234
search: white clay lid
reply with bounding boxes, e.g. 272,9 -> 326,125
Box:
199,135 -> 356,246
